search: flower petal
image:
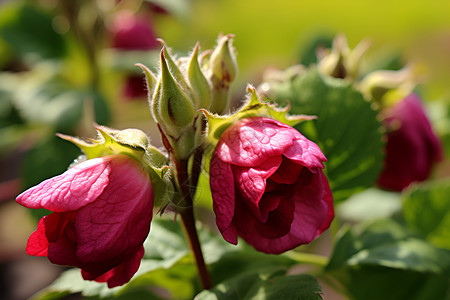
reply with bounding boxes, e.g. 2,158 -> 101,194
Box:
26,217 -> 49,257
238,170 -> 333,254
283,135 -> 326,170
81,246 -> 145,288
75,155 -> 153,267
215,118 -> 299,166
210,154 -> 237,243
232,156 -> 281,221
269,156 -> 304,184
16,157 -> 112,212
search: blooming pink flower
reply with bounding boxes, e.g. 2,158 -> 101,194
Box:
377,93 -> 443,191
210,117 -> 334,254
16,155 -> 153,288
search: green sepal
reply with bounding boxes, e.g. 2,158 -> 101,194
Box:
135,63 -> 158,101
188,42 -> 211,109
161,45 -> 193,97
57,125 -> 149,160
203,84 -> 315,145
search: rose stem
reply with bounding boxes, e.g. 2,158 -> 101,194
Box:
176,158 -> 212,290
180,207 -> 212,290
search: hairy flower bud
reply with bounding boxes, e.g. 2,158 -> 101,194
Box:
152,49 -> 196,130
207,34 -> 238,114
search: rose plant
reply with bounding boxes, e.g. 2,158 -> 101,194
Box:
12,30 -> 447,300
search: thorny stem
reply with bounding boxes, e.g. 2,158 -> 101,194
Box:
176,158 -> 212,290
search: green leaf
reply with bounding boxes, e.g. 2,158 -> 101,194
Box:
402,179 -> 450,250
15,77 -> 84,131
0,2 -> 66,59
326,220 -> 450,300
266,69 -> 384,203
196,270 -> 323,300
337,188 -> 402,223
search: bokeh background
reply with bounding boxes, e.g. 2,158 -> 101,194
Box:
1,0 -> 449,299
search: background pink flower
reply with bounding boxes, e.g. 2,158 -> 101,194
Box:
210,117 -> 334,254
16,155 -> 153,288
377,93 -> 443,191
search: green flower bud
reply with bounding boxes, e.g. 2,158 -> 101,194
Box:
151,49 -> 197,159
207,34 -> 238,114
152,48 -> 196,130
209,34 -> 238,83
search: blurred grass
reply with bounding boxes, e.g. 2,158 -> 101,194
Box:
154,0 -> 450,100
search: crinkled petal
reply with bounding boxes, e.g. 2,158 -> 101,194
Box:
210,154 -> 237,243
238,170 -> 333,254
232,156 -> 281,221
75,155 -> 153,267
283,135 -> 326,170
215,118 -> 300,166
16,157 -> 112,212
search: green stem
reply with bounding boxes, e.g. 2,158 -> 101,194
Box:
285,251 -> 329,267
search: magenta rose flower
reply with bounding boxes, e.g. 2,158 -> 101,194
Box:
210,117 -> 334,254
377,93 -> 443,191
16,154 -> 153,288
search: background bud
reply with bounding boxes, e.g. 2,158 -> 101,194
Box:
207,34 -> 238,114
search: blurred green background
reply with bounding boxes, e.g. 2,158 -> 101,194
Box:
0,0 -> 449,299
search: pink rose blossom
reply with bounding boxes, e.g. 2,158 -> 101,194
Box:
16,155 -> 153,288
377,93 -> 443,191
210,117 -> 334,254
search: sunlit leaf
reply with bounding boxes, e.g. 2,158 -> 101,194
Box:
196,269 -> 323,300
337,188 -> 402,223
402,179 -> 450,250
326,219 -> 450,300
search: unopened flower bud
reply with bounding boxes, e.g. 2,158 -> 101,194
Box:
152,49 -> 196,131
209,34 -> 238,83
208,34 -> 238,114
